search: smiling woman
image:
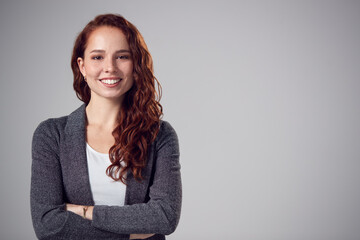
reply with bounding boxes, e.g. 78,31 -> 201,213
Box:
30,14 -> 181,240
77,26 -> 134,101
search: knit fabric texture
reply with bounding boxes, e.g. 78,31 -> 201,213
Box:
31,104 -> 182,240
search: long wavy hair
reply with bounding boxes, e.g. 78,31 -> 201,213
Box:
71,14 -> 163,183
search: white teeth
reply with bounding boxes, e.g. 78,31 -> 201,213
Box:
101,79 -> 121,84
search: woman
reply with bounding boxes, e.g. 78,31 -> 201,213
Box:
31,14 -> 181,240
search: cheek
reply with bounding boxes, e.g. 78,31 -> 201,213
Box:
84,62 -> 101,76
124,62 -> 134,75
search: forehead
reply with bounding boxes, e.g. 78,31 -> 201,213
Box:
85,26 -> 129,51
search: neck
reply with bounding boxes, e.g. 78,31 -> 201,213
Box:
85,97 -> 123,131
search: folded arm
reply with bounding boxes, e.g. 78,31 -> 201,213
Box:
31,120 -> 181,239
31,119 -> 129,239
66,121 -> 182,235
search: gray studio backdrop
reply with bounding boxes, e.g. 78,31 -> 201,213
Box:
1,0 -> 359,239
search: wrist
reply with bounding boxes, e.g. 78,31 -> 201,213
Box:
82,206 -> 89,219
82,206 -> 94,220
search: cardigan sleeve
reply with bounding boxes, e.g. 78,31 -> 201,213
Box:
30,119 -> 130,240
91,121 -> 182,235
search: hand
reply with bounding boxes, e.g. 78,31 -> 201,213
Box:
130,234 -> 155,239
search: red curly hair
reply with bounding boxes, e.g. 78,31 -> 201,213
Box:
71,14 -> 163,183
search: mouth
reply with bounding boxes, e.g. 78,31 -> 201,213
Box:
99,78 -> 122,85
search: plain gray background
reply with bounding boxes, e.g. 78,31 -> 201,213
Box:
1,0 -> 359,239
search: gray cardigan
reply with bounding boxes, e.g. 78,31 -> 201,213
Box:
31,104 -> 182,240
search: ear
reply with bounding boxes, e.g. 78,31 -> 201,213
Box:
77,57 -> 86,77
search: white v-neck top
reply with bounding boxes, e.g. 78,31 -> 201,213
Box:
86,143 -> 126,206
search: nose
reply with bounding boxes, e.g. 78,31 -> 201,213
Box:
104,57 -> 117,73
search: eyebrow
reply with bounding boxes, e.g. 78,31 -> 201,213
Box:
89,49 -> 131,54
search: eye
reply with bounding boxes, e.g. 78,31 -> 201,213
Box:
91,56 -> 103,60
117,55 -> 130,60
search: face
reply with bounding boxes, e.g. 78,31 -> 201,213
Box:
77,26 -> 134,103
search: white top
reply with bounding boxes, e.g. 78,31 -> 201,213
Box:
86,143 -> 126,206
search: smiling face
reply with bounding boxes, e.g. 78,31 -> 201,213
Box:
77,26 -> 134,103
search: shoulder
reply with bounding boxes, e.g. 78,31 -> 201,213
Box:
32,116 -> 69,153
158,120 -> 178,141
155,120 -> 180,153
159,120 -> 177,136
33,116 -> 68,139
32,104 -> 86,140
34,116 -> 68,133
